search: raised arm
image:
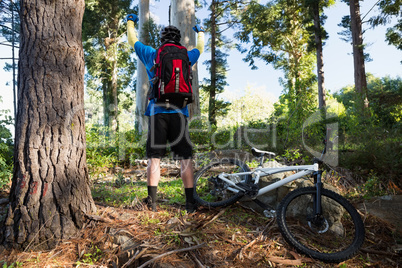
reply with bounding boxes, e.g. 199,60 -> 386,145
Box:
126,14 -> 139,49
193,25 -> 205,55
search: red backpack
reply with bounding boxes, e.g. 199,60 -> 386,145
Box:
150,43 -> 193,109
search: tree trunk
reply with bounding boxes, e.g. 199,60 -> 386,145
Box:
136,0 -> 150,134
2,0 -> 96,250
171,0 -> 200,118
209,0 -> 217,126
108,7 -> 119,134
349,0 -> 368,110
313,1 -> 326,109
11,0 -> 17,123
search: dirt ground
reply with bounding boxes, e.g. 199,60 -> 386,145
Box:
0,190 -> 401,267
359,195 -> 402,236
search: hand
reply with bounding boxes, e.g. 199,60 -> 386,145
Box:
192,25 -> 205,33
126,14 -> 139,23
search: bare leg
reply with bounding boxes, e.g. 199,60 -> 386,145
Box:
147,158 -> 160,186
181,159 -> 197,212
181,159 -> 194,188
145,158 -> 160,211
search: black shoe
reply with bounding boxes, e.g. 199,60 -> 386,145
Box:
185,201 -> 198,214
143,196 -> 157,212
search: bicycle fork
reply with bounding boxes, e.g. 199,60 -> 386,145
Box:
313,170 -> 323,215
308,170 -> 329,233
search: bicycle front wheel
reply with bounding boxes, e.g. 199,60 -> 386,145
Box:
277,187 -> 365,263
194,158 -> 252,208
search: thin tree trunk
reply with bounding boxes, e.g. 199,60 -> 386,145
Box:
136,0 -> 150,134
209,0 -> 217,126
171,0 -> 200,118
109,8 -> 119,134
313,1 -> 326,109
349,0 -> 368,110
2,0 -> 96,250
103,4 -> 119,135
103,79 -> 110,127
11,0 -> 17,123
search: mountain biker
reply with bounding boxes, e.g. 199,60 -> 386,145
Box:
126,14 -> 205,213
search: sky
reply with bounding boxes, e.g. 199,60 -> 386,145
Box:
1,0 -> 401,119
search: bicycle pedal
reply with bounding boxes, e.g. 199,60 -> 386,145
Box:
263,209 -> 276,218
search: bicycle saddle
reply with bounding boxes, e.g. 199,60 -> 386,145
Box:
251,147 -> 276,158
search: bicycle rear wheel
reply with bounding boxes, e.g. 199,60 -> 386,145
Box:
277,187 -> 365,263
194,158 -> 252,208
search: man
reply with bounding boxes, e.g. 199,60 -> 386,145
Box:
126,14 -> 204,213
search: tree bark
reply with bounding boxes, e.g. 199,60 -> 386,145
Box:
171,0 -> 200,118
136,0 -> 150,134
209,0 -> 217,126
312,1 -> 326,109
2,0 -> 96,250
349,0 -> 368,110
104,3 -> 120,134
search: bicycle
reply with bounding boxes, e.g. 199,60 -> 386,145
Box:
193,139 -> 365,263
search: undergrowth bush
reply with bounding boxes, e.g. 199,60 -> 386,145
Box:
86,125 -> 119,177
86,125 -> 148,176
0,103 -> 13,190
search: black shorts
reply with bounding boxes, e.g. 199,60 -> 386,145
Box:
146,113 -> 193,159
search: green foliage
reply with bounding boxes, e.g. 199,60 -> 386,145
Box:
282,148 -> 302,162
189,117 -> 216,152
92,180 -> 147,207
92,176 -> 189,208
235,0 -> 318,140
86,125 -> 119,177
0,98 -> 13,190
366,75 -> 402,128
303,0 -> 334,52
159,179 -> 186,204
141,17 -> 162,48
1,261 -> 23,268
368,0 -> 402,50
83,0 -> 137,128
200,0 -> 244,126
333,75 -> 402,186
0,0 -> 20,44
86,124 -> 147,177
221,86 -> 275,128
76,244 -> 103,265
360,171 -> 387,199
334,74 -> 402,129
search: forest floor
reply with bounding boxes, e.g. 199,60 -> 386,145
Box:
0,165 -> 401,267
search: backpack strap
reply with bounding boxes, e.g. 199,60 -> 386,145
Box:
175,68 -> 180,93
150,45 -> 162,72
150,63 -> 159,72
183,97 -> 189,107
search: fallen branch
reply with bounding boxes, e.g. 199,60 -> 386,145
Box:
190,252 -> 206,268
201,209 -> 226,228
137,243 -> 206,268
360,248 -> 399,257
121,247 -> 147,268
267,256 -> 303,266
85,214 -> 111,223
238,237 -> 259,260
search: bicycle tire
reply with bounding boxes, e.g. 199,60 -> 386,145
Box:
194,158 -> 252,208
277,187 -> 365,263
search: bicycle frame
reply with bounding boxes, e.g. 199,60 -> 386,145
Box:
218,163 -> 319,197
